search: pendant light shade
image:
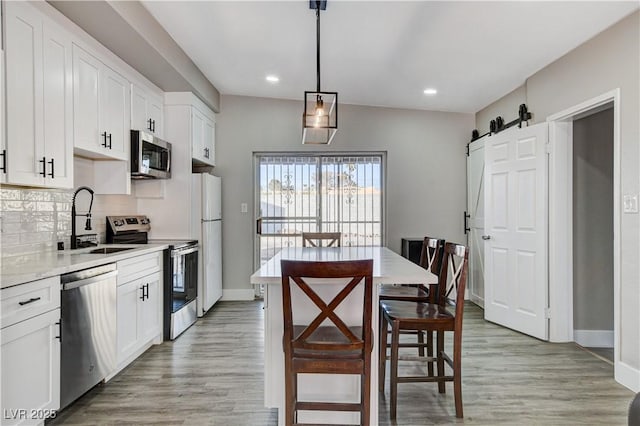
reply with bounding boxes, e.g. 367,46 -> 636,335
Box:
302,1 -> 337,144
303,91 -> 337,144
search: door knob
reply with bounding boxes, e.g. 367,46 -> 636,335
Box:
482,235 -> 491,240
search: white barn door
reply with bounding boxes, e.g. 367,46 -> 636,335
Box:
484,123 -> 548,340
467,137 -> 486,308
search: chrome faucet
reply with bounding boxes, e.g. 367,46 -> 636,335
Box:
70,186 -> 95,249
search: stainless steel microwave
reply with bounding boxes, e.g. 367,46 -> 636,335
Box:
131,130 -> 172,179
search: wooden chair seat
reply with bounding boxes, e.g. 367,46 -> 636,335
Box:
292,325 -> 365,359
380,300 -> 454,322
379,285 -> 430,302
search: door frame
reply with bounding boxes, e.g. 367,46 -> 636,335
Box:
546,89 -> 620,364
466,137 -> 486,307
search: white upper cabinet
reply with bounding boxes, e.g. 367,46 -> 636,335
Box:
5,1 -> 73,188
165,92 -> 216,167
132,84 -> 163,138
73,44 -> 129,161
1,10 -> 6,184
191,107 -> 215,167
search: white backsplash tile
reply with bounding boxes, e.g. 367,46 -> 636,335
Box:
1,186 -> 72,257
1,158 -> 140,258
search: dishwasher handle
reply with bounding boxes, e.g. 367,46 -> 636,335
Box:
62,270 -> 118,291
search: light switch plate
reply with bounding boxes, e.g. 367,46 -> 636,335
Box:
623,194 -> 638,213
241,203 -> 248,213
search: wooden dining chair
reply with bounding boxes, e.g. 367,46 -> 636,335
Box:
379,237 -> 444,374
379,242 -> 469,420
301,232 -> 341,247
379,236 -> 444,302
280,259 -> 374,426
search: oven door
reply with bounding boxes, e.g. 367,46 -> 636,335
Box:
171,246 -> 198,313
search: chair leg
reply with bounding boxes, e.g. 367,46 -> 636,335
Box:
426,330 -> 434,377
453,327 -> 463,418
437,330 -> 445,394
390,321 -> 400,420
362,360 -> 371,425
284,367 -> 295,426
417,330 -> 425,357
379,309 -> 388,393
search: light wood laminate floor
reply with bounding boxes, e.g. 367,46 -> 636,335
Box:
50,301 -> 633,425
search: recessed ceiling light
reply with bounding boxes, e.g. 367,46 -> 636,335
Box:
266,75 -> 280,83
423,88 -> 437,95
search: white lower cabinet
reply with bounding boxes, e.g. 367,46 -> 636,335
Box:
116,279 -> 141,362
1,308 -> 60,426
115,252 -> 162,369
116,272 -> 161,365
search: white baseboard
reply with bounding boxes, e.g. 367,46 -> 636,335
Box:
573,329 -> 614,348
616,360 -> 640,393
221,288 -> 255,301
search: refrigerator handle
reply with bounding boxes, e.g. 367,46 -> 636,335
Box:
256,218 -> 262,235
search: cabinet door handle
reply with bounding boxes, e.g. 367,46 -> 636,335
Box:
144,283 -> 149,300
47,158 -> 55,178
0,149 -> 6,173
152,120 -> 156,133
18,296 -> 41,306
204,147 -> 209,159
108,133 -> 112,149
55,321 -> 62,342
482,235 -> 492,240
39,157 -> 46,177
148,118 -> 153,132
140,285 -> 145,301
102,132 -> 108,148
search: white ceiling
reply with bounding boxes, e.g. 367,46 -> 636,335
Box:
142,1 -> 638,113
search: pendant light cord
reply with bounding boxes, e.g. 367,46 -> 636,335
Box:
316,1 -> 321,92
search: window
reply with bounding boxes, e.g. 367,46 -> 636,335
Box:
254,153 -> 385,266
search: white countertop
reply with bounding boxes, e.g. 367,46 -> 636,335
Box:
250,246 -> 436,285
0,244 -> 169,289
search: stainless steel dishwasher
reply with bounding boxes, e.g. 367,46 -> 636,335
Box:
60,263 -> 117,410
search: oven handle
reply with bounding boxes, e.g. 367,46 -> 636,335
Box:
170,246 -> 199,257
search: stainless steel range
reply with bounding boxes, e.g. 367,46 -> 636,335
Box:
106,215 -> 198,340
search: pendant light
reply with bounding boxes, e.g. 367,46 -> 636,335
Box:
302,0 -> 337,144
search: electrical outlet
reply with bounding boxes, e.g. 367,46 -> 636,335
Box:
241,203 -> 248,213
623,194 -> 638,213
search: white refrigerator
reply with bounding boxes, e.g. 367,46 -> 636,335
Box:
191,173 -> 223,317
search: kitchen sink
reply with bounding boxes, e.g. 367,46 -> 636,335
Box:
88,247 -> 135,254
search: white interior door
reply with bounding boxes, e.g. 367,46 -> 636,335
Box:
467,137 -> 486,308
484,123 -> 548,340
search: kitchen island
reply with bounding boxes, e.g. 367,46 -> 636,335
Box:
250,246 -> 436,426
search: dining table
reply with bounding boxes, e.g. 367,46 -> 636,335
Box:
250,246 -> 437,426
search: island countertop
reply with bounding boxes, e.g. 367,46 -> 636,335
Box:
250,246 -> 436,285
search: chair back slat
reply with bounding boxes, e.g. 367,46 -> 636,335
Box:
419,237 -> 445,275
302,232 -> 342,247
437,243 -> 469,317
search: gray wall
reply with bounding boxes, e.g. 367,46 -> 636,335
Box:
475,11 -> 639,370
573,108 -> 614,331
215,95 -> 474,295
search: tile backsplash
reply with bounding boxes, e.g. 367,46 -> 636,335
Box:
1,184 -> 138,258
0,186 -> 73,257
